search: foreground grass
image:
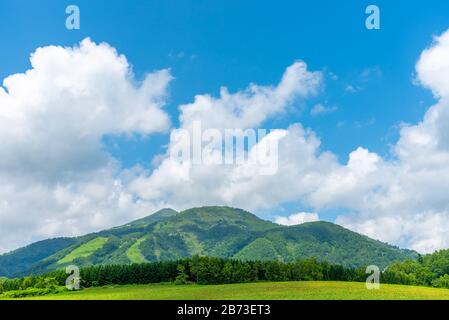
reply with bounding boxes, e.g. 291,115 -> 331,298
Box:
11,281 -> 449,300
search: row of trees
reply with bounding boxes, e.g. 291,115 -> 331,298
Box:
179,256 -> 366,285
382,249 -> 449,288
0,275 -> 60,297
4,250 -> 449,295
0,256 -> 366,293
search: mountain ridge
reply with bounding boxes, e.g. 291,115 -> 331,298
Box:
0,206 -> 417,277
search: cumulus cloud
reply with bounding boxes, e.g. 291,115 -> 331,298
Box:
179,61 -> 322,130
128,61 -> 328,210
328,29 -> 449,253
4,29 -> 449,255
0,38 -> 173,252
0,38 -> 172,179
416,32 -> 449,98
275,212 -> 319,226
141,28 -> 449,254
130,123 -> 337,210
0,49 -> 324,253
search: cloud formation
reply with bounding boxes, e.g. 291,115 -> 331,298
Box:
3,29 -> 449,254
128,62 -> 325,209
275,212 -> 319,226
179,61 -> 321,130
310,103 -> 337,117
331,30 -> 449,253
0,39 -> 172,252
0,42 -> 324,253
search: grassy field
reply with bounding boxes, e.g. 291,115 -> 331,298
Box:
126,238 -> 148,264
58,237 -> 108,264
14,281 -> 449,300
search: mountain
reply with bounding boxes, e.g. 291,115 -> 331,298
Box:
0,206 -> 417,277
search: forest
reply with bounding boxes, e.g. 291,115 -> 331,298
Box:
3,249 -> 449,298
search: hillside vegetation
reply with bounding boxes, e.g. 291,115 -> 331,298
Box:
57,237 -> 108,264
4,253 -> 449,299
0,206 -> 417,277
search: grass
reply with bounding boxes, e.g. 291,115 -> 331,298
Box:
13,281 -> 449,300
58,237 -> 108,264
126,238 -> 148,264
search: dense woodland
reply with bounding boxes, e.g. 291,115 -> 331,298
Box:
0,256 -> 365,297
3,249 -> 449,297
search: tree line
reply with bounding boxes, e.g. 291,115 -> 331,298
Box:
4,249 -> 449,297
0,256 -> 365,295
382,249 -> 449,288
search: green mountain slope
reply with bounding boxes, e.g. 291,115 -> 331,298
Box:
0,238 -> 77,277
0,206 -> 417,277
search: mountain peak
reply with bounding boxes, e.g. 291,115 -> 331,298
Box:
127,208 -> 178,227
0,206 -> 417,277
177,206 -> 277,232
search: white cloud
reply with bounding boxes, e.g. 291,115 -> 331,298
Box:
0,38 -> 172,180
326,29 -> 449,253
275,212 -> 319,226
0,51 -> 324,253
310,103 -> 337,116
4,29 -> 449,255
360,66 -> 382,82
345,84 -> 359,93
179,61 -> 322,130
129,60 -> 328,210
141,28 -> 449,254
416,31 -> 449,98
0,38 -> 173,253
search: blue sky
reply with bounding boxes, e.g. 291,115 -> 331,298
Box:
2,1 -> 449,252
1,0 -> 445,164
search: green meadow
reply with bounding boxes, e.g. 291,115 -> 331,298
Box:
15,281 -> 449,300
126,238 -> 148,264
57,237 -> 109,264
